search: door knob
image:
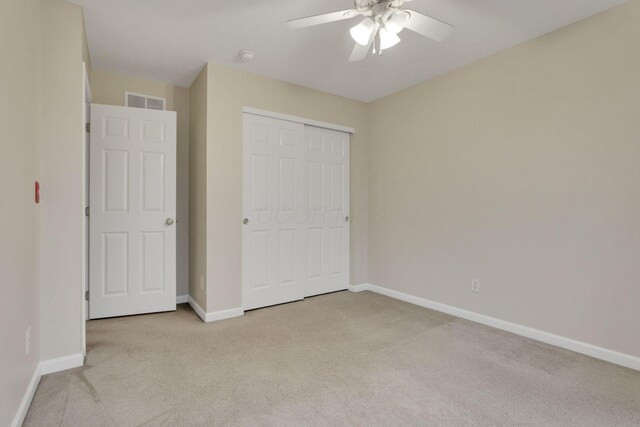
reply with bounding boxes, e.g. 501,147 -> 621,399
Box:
345,216 -> 350,223
166,218 -> 174,226
243,218 -> 249,225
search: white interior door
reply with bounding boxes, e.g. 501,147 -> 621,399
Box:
304,126 -> 350,297
242,114 -> 306,310
89,104 -> 177,319
242,113 -> 350,310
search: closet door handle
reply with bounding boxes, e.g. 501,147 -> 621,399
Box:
243,218 -> 249,225
345,216 -> 350,223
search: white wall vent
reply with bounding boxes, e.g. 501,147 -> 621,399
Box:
125,92 -> 166,110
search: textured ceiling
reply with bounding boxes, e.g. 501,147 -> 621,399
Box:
70,0 -> 628,102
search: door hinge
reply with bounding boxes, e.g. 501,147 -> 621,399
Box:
85,290 -> 90,301
85,123 -> 90,133
85,206 -> 90,217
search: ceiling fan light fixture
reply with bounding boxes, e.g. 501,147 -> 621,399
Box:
379,27 -> 401,50
385,10 -> 410,34
350,18 -> 375,45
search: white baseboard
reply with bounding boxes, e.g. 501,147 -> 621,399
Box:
11,364 -> 40,427
188,296 -> 207,321
13,353 -> 84,426
352,283 -> 640,372
188,296 -> 244,323
348,283 -> 370,293
39,353 -> 84,375
207,307 -> 245,322
176,294 -> 189,304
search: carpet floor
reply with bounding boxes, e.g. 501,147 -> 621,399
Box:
24,291 -> 640,426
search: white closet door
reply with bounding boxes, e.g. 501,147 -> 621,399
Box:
89,104 -> 177,319
242,114 -> 306,310
304,126 -> 350,297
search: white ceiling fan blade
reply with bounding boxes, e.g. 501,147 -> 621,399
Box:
349,42 -> 370,62
404,10 -> 454,42
349,24 -> 378,62
287,9 -> 358,30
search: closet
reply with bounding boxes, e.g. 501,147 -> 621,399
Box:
242,112 -> 351,310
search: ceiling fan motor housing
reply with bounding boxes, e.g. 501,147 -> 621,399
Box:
356,0 -> 405,11
358,0 -> 407,25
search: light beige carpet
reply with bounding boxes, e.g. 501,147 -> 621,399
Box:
24,291 -> 640,426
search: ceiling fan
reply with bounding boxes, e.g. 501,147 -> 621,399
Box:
287,0 -> 454,62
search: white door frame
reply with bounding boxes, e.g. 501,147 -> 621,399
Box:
242,107 -> 356,134
81,62 -> 92,357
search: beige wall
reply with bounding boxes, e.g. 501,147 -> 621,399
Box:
0,0 -> 41,424
38,0 -> 86,362
90,69 -> 191,296
2,8 -> 636,426
204,62 -> 370,312
81,16 -> 91,78
189,66 -> 208,310
369,1 -> 640,357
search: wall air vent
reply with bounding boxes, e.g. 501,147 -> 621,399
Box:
125,92 -> 166,110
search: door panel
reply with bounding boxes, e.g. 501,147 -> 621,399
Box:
250,230 -> 270,288
90,104 -> 176,319
304,126 -> 350,297
330,163 -> 344,210
141,152 -> 165,211
308,161 -> 323,210
279,229 -> 296,284
242,114 -> 306,310
308,228 -> 323,279
103,232 -> 128,295
329,227 -> 343,275
104,150 -> 129,212
141,232 -> 165,292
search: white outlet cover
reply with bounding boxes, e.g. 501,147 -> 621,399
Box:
471,279 -> 481,293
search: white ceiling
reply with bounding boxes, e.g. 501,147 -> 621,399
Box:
71,0 -> 627,103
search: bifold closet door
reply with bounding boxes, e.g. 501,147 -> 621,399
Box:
242,113 -> 350,310
303,126 -> 350,297
242,114 -> 306,310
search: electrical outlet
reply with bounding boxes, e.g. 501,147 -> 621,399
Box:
26,327 -> 32,355
471,279 -> 481,293
200,276 -> 204,290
